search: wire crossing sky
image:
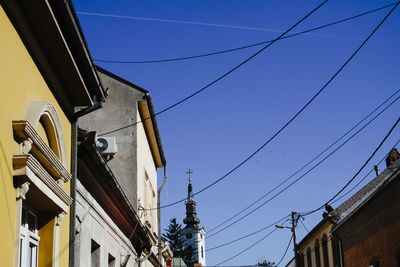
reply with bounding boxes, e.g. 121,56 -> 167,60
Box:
144,0 -> 397,211
98,0 -> 329,136
86,2 -> 397,64
206,87 -> 400,236
74,0 -> 400,265
301,115 -> 400,216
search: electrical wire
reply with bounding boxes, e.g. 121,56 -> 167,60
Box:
274,234 -> 294,267
149,0 -> 398,212
98,0 -> 328,137
207,88 -> 400,234
299,219 -> 309,233
215,228 -> 278,266
331,136 -> 400,205
207,215 -> 290,252
301,116 -> 400,217
206,91 -> 400,239
94,2 -> 396,64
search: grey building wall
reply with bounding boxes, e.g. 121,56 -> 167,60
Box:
75,180 -> 137,267
79,70 -> 147,210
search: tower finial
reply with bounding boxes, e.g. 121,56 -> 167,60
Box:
186,168 -> 193,183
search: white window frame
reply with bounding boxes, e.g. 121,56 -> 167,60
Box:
19,205 -> 40,267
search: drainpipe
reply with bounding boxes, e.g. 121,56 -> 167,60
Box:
157,164 -> 167,266
69,100 -> 104,267
69,121 -> 78,267
138,251 -> 154,267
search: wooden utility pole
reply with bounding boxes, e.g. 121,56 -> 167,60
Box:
291,211 -> 299,266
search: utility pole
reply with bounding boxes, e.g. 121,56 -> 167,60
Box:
291,211 -> 299,267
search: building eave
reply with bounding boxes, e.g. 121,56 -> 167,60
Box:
138,99 -> 166,168
1,0 -> 104,120
77,136 -> 152,253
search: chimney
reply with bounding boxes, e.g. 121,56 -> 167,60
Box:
385,148 -> 400,167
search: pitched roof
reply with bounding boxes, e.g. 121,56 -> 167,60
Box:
332,158 -> 400,221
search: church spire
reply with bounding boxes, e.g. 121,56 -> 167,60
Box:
183,169 -> 200,227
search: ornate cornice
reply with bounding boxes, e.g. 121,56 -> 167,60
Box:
13,120 -> 72,182
13,154 -> 73,210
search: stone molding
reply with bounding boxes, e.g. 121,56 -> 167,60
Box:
13,154 -> 72,213
13,120 -> 72,183
24,101 -> 68,167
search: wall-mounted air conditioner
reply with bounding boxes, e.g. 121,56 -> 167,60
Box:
97,137 -> 118,155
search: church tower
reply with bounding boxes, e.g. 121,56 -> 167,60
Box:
181,169 -> 206,266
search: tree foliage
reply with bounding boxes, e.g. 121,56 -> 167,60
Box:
163,218 -> 195,266
257,259 -> 275,267
162,218 -> 183,256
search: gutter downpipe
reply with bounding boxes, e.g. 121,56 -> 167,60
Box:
69,101 -> 104,267
69,120 -> 78,267
158,164 -> 167,266
139,251 -> 154,267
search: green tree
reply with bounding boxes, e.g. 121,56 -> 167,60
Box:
162,218 -> 183,257
163,218 -> 195,266
257,259 -> 275,267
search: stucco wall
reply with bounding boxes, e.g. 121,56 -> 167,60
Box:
0,5 -> 71,266
75,180 -> 137,267
136,109 -> 158,231
78,71 -> 146,210
298,222 -> 336,267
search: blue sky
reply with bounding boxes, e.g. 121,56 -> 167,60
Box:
73,0 -> 400,265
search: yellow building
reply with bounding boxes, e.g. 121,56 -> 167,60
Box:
0,1 -> 104,266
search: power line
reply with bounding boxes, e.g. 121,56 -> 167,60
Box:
152,1 -> 396,211
301,116 -> 400,217
207,215 -> 290,252
275,234 -> 294,267
93,2 -> 397,64
207,88 -> 400,234
299,218 -> 309,233
215,228 -> 278,266
331,136 -> 400,205
206,90 -> 400,239
99,0 -> 328,137
143,0 -> 396,215
184,2 -> 400,218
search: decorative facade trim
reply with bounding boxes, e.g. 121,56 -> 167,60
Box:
24,102 -> 68,167
13,154 -> 72,213
13,120 -> 71,182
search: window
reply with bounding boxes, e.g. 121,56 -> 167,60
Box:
397,249 -> 400,267
314,239 -> 321,267
331,238 -> 340,267
297,253 -> 305,267
91,240 -> 100,267
108,253 -> 116,267
322,234 -> 329,267
19,205 -> 39,267
307,247 -> 312,267
201,246 -> 204,259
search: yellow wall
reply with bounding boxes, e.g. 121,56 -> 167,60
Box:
0,5 -> 71,267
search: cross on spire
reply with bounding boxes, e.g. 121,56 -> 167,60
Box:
186,168 -> 193,182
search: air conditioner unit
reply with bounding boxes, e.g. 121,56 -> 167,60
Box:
97,137 -> 118,155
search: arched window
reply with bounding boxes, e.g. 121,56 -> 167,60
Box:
314,239 -> 321,267
331,237 -> 340,267
322,234 -> 329,267
306,247 -> 312,267
13,102 -> 72,267
298,253 -> 305,267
